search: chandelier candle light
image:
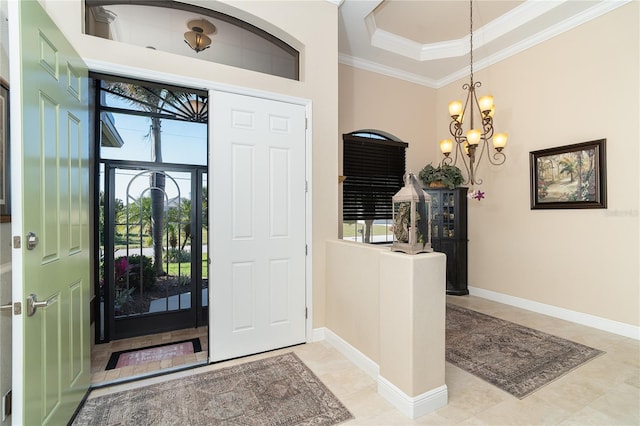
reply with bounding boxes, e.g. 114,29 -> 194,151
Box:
439,0 -> 508,186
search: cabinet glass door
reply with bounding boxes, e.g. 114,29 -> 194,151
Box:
430,191 -> 440,238
442,192 -> 455,238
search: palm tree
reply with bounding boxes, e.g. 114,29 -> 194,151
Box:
559,156 -> 578,182
98,191 -> 125,246
575,152 -> 584,198
179,198 -> 192,251
127,196 -> 152,239
166,197 -> 191,250
103,80 -> 208,275
202,185 -> 208,230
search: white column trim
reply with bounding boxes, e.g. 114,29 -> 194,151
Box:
320,327 -> 448,419
377,376 -> 448,419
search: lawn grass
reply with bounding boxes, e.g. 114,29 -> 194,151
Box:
342,222 -> 391,238
166,256 -> 208,277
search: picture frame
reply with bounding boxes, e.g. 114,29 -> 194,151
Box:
530,139 -> 606,210
0,79 -> 9,222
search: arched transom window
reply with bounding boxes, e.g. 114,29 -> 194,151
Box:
85,0 -> 300,80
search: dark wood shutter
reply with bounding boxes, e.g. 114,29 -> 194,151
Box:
343,134 -> 407,221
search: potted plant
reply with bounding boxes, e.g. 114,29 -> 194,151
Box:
419,163 -> 464,189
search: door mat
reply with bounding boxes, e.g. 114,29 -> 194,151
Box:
75,352 -> 353,426
446,303 -> 604,398
106,338 -> 202,370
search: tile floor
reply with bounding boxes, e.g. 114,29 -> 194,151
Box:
87,296 -> 640,425
90,327 -> 208,385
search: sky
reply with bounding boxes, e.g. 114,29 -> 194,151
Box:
100,111 -> 207,202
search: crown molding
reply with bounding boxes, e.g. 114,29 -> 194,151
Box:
91,6 -> 118,24
366,0 -> 562,62
338,53 -> 439,88
345,0 -> 631,88
366,14 -> 466,61
437,0 -> 632,87
326,0 -> 344,6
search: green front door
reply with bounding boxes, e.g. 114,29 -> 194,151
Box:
11,1 -> 91,424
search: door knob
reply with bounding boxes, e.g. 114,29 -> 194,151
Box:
26,294 -> 54,317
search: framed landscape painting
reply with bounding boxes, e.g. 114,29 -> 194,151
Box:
530,139 -> 607,209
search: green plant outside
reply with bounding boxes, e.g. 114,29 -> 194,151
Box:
166,256 -> 208,278
100,254 -> 207,298
114,254 -> 157,291
165,248 -> 191,263
112,229 -> 209,250
342,222 -> 391,238
114,287 -> 135,307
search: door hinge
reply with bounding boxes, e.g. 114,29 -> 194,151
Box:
305,245 -> 308,256
13,236 -> 20,249
2,389 -> 11,421
305,117 -> 308,130
305,307 -> 308,319
305,181 -> 308,193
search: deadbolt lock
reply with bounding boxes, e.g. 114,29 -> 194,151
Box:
26,232 -> 39,250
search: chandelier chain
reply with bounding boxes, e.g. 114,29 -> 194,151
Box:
438,0 -> 507,186
469,0 -> 474,84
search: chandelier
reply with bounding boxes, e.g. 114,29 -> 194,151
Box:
439,0 -> 508,186
184,19 -> 216,53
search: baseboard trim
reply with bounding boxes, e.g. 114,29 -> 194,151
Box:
469,286 -> 640,340
321,327 -> 379,379
377,376 -> 448,419
319,327 -> 447,419
310,327 -> 326,343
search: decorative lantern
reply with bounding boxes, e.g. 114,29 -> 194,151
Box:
391,173 -> 433,255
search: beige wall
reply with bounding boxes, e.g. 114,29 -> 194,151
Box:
27,0 -> 640,337
326,240 -> 446,399
0,0 -> 6,79
326,240 -> 382,361
338,64 -> 438,177
379,249 -> 446,397
332,66 -> 440,356
40,0 -> 339,328
434,2 -> 639,327
338,3 -> 638,330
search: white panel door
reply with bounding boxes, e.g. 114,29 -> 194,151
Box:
210,91 -> 306,361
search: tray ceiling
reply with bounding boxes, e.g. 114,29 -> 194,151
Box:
338,0 -> 630,88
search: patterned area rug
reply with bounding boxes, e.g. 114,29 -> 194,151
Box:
446,303 -> 604,399
74,352 -> 353,426
106,338 -> 202,370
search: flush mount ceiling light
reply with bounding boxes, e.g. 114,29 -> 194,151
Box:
438,0 -> 508,186
184,18 -> 216,53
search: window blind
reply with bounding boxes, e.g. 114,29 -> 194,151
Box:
343,134 -> 407,221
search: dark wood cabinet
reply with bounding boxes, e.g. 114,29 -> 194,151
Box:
426,187 -> 468,295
